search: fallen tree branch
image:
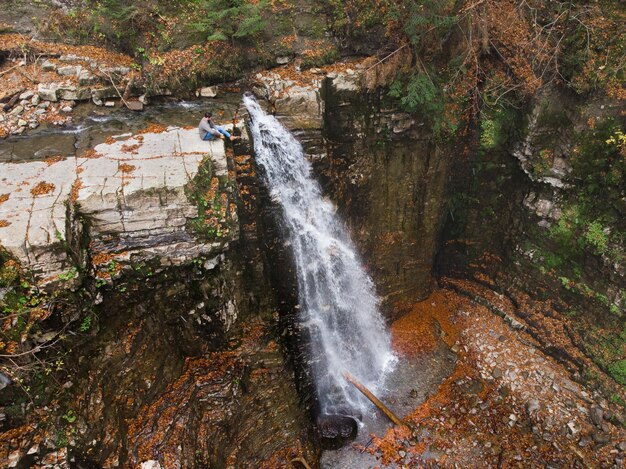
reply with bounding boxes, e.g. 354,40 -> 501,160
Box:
343,371 -> 408,428
15,66 -> 39,84
364,43 -> 409,73
100,69 -> 129,108
0,63 -> 20,77
289,457 -> 312,469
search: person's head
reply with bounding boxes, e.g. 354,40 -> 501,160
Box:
205,112 -> 212,119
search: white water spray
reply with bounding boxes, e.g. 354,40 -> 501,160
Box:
244,95 -> 395,414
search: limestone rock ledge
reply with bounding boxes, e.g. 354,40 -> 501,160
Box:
0,126 -> 242,283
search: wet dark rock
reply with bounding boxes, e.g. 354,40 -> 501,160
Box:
316,414 -> 358,449
590,405 -> 604,427
592,431 -> 610,445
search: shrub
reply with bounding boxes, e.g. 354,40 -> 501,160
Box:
190,0 -> 268,44
608,359 -> 626,386
389,73 -> 443,121
584,221 -> 609,254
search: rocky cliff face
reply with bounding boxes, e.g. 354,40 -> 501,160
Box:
0,120 -> 318,468
437,84 -> 626,395
253,61 -> 451,320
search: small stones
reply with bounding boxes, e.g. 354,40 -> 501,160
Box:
104,101 -> 116,107
19,90 -> 34,100
140,461 -> 163,469
567,421 -> 579,435
617,441 -> 626,452
61,105 -> 73,113
7,450 -> 19,467
31,94 -> 40,105
9,105 -> 24,116
526,398 -> 540,414
27,444 -> 39,455
492,367 -> 503,379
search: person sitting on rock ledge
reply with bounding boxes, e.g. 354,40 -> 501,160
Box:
199,111 -> 237,141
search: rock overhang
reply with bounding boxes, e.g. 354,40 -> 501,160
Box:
0,124 -> 243,285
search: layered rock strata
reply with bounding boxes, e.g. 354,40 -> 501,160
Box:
0,125 -> 240,283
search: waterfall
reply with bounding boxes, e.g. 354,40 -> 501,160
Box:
244,95 -> 395,415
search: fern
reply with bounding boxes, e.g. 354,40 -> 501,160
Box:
192,0 -> 268,43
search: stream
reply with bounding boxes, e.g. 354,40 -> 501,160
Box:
0,93 -> 244,163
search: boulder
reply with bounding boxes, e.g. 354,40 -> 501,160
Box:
197,86 -> 218,98
315,414 -> 358,449
58,86 -> 92,101
125,100 -> 144,112
38,83 -> 59,101
41,60 -> 57,72
57,65 -> 81,76
100,66 -> 131,75
59,54 -> 82,62
274,86 -> 323,130
78,70 -> 97,86
92,87 -> 118,100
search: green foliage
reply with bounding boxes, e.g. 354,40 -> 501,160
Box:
322,0 -> 386,38
190,0 -> 268,43
399,0 -> 457,50
480,118 -> 498,149
58,267 -> 79,282
573,119 -> 626,207
389,73 -> 444,126
79,314 -> 93,333
62,409 -> 77,424
549,205 -> 584,256
584,221 -> 609,254
608,359 -> 626,386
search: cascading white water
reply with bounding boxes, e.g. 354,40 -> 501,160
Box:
244,95 -> 395,415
